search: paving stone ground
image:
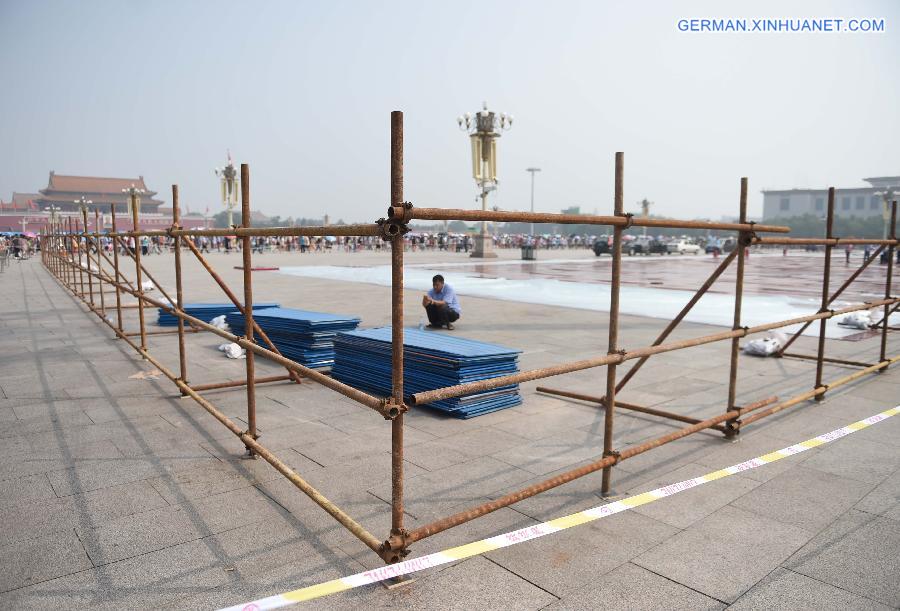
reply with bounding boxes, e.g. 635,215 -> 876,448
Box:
0,248 -> 898,609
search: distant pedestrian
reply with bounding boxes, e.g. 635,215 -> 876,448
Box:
845,244 -> 853,263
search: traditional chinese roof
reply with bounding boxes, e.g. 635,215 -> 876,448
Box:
43,173 -> 156,196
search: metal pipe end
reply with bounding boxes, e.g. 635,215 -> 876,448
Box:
386,202 -> 413,223
377,219 -> 409,240
379,530 -> 410,563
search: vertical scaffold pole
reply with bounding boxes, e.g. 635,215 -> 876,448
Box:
241,164 -> 258,455
81,208 -> 95,308
815,188 -> 836,399
74,218 -> 86,298
130,192 -> 147,353
111,205 -> 124,335
879,201 -> 896,367
94,209 -> 106,317
601,151 -> 624,496
390,110 -> 406,541
725,177 -> 749,435
173,185 -> 189,393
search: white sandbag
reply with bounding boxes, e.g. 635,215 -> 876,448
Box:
837,311 -> 871,329
218,342 -> 246,359
742,331 -> 786,357
210,315 -> 230,331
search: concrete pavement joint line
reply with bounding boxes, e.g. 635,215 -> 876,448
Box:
218,404 -> 900,610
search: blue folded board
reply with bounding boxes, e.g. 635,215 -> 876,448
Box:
331,327 -> 522,419
225,307 -> 360,368
157,302 -> 279,326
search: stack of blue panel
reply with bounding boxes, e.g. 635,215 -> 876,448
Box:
332,327 -> 522,419
225,307 -> 361,368
157,302 -> 279,326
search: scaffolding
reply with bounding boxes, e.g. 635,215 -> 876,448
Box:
40,111 -> 898,565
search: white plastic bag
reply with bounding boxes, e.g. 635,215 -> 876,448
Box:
210,315 -> 230,331
218,342 -> 246,359
742,331 -> 787,357
141,280 -> 156,292
837,311 -> 871,329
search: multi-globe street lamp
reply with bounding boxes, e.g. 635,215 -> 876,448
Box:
458,102 -> 513,258
74,195 -> 93,230
215,152 -> 240,228
122,184 -> 145,232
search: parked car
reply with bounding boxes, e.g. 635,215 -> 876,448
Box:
593,235 -> 611,256
667,239 -> 701,255
625,236 -> 669,255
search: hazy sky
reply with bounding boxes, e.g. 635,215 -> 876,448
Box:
2,0 -> 898,222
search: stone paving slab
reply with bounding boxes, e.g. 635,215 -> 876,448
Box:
544,561 -> 725,610
784,509 -> 900,608
0,528 -> 93,593
728,567 -> 893,611
633,505 -> 813,603
485,509 -> 681,597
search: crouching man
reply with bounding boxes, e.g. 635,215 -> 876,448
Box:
422,274 -> 461,330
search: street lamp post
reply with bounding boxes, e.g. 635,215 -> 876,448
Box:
215,152 -> 240,228
526,167 -> 541,237
74,195 -> 93,230
121,185 -> 144,232
874,188 -> 897,241
458,102 -> 513,258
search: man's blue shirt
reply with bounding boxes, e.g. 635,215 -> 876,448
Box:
427,284 -> 461,314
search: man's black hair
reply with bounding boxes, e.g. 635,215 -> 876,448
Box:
432,274 -> 444,283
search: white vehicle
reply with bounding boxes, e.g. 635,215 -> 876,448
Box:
667,239 -> 701,255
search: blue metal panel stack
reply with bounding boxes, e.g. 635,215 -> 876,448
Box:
331,327 -> 522,419
225,307 -> 361,368
157,302 -> 279,326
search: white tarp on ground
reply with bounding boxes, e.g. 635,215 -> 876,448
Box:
277,264 -> 897,339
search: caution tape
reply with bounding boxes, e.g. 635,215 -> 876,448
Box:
220,404 -> 900,611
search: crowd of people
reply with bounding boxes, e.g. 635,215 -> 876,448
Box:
0,234 -> 35,262
47,232 -> 600,256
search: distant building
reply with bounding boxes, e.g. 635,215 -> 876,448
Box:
762,176 -> 899,220
35,172 -> 164,216
1,173 -> 205,233
561,206 -> 581,215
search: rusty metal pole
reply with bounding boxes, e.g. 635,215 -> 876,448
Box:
110,205 -> 124,334
724,177 -> 749,436
241,164 -> 258,455
173,185 -> 189,393
130,191 -> 147,353
600,152 -> 625,496
74,218 -> 86,298
93,209 -> 106,316
65,218 -> 72,288
67,218 -> 76,290
880,201 -> 896,366
815,188 -> 836,400
81,208 -> 95,308
389,110 -> 406,554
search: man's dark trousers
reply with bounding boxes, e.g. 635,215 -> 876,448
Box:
425,303 -> 459,327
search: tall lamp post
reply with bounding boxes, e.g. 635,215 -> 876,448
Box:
74,195 -> 93,230
526,167 -> 541,237
121,185 -> 145,232
875,188 -> 897,241
458,102 -> 513,258
215,152 -> 240,228
44,205 -> 61,226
